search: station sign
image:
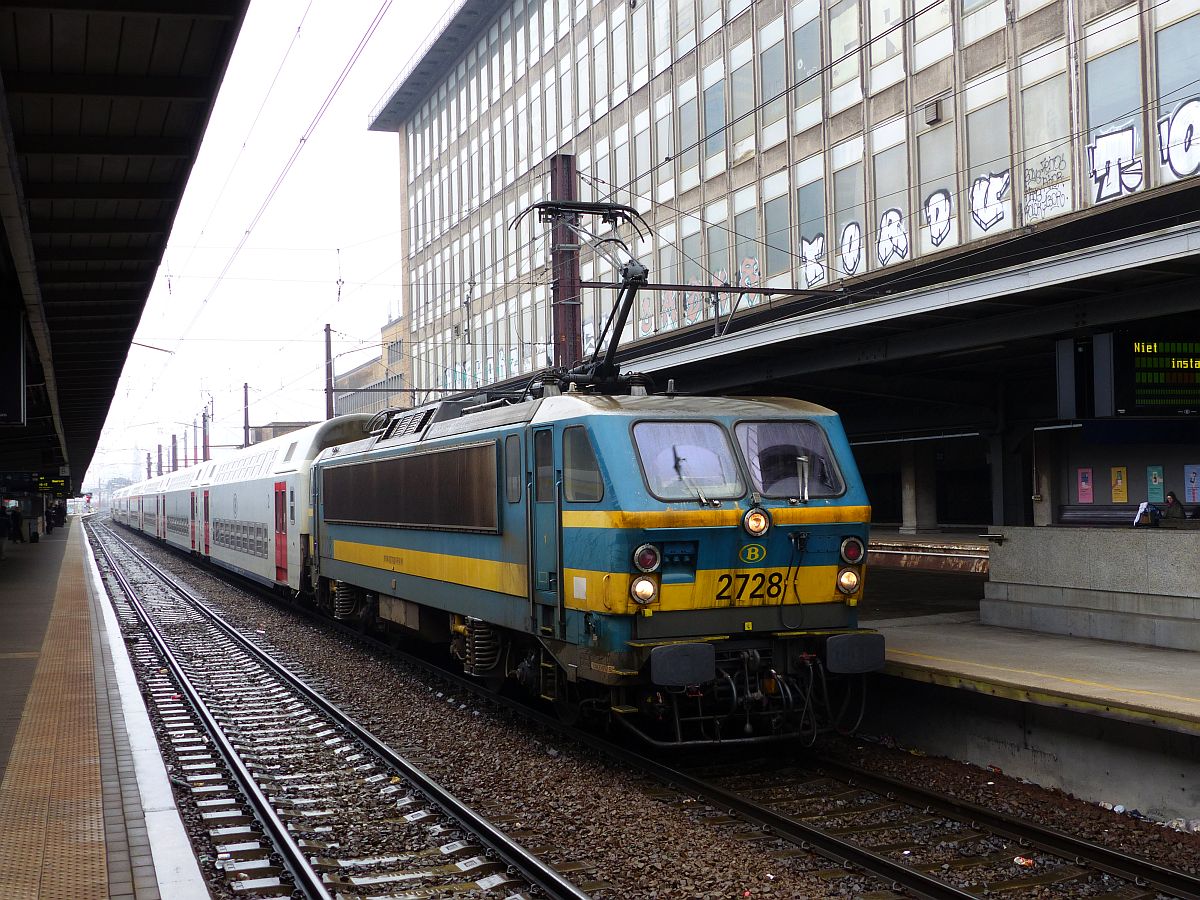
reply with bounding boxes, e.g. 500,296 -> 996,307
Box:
1115,336 -> 1200,417
0,471 -> 68,497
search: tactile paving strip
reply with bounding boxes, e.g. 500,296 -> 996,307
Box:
0,528 -> 108,899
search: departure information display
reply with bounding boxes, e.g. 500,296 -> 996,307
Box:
1116,338 -> 1200,416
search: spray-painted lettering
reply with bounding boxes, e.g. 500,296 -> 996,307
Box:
1087,125 -> 1143,202
969,171 -> 1011,231
922,189 -> 952,246
876,208 -> 909,266
839,221 -> 863,276
1157,98 -> 1200,179
799,234 -> 826,288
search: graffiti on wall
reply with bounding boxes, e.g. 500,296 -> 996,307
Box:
737,256 -> 762,307
683,279 -> 706,325
922,189 -> 953,247
1087,124 -> 1143,202
799,234 -> 826,287
1157,97 -> 1200,180
839,221 -> 863,275
660,291 -> 680,331
969,171 -> 1011,231
637,294 -> 655,338
1023,152 -> 1071,223
876,208 -> 910,266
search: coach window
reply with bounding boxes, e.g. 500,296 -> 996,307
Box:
505,435 -> 523,502
563,426 -> 604,502
535,430 -> 555,501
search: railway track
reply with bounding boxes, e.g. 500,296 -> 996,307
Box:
103,520 -> 1200,899
90,521 -> 590,900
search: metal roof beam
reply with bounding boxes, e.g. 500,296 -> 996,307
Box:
24,181 -> 178,200
0,0 -> 241,14
29,217 -> 170,234
37,244 -> 162,263
4,73 -> 214,101
15,134 -> 193,157
37,270 -> 153,285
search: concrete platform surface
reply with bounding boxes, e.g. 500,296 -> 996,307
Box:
870,610 -> 1200,736
0,518 -> 204,899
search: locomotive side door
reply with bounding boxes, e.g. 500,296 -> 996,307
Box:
274,481 -> 287,582
529,427 -> 564,637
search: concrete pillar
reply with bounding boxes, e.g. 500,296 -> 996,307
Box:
899,443 -> 939,534
989,434 -> 1005,526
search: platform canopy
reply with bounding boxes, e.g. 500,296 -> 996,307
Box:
0,1 -> 250,493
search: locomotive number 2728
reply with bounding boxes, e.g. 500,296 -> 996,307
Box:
715,571 -> 786,602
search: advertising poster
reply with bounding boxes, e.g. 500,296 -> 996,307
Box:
1077,468 -> 1093,503
1186,465 -> 1200,504
1111,466 -> 1128,503
1147,465 -> 1165,503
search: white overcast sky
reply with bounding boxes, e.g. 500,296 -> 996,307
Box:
84,0 -> 454,489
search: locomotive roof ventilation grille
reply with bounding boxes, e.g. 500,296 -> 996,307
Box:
383,408 -> 434,440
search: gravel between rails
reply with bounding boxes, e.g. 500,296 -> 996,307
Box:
122,528 -> 1200,898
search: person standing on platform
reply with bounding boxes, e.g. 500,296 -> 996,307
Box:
0,505 -> 9,558
9,505 -> 23,543
1163,491 -> 1186,520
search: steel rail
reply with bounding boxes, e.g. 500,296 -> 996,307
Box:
813,756 -> 1200,900
92,525 -> 334,900
99,523 -> 590,900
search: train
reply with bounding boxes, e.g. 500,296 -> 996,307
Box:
112,201 -> 883,745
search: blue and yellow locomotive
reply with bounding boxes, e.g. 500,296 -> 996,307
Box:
311,387 -> 882,744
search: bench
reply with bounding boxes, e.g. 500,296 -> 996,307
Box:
1058,504 -> 1200,527
1058,504 -> 1142,526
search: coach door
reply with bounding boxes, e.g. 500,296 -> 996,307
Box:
529,428 -> 563,637
189,491 -> 196,550
274,481 -> 287,582
203,490 -> 210,555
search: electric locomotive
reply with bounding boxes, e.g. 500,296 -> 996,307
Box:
311,387 -> 881,744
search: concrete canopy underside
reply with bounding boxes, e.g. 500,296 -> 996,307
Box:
0,1 -> 249,490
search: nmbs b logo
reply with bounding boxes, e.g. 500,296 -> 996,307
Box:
739,543 -> 766,563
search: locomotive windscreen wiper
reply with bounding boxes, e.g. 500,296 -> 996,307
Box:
673,445 -> 710,507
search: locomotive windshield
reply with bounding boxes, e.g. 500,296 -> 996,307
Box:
734,421 -> 844,498
633,421 -> 746,502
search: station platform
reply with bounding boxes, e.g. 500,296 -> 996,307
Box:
0,517 -> 204,900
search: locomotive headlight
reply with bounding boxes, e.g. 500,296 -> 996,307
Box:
630,575 -> 658,604
840,536 -> 866,564
633,543 -> 662,573
836,568 -> 861,594
743,507 -> 771,537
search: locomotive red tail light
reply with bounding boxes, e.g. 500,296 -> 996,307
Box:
633,543 -> 662,573
839,536 -> 866,564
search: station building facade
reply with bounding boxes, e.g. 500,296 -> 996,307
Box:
370,0 -> 1200,527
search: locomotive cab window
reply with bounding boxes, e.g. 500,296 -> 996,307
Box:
563,426 -> 603,502
734,421 -> 844,497
505,435 -> 522,503
633,421 -> 746,501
